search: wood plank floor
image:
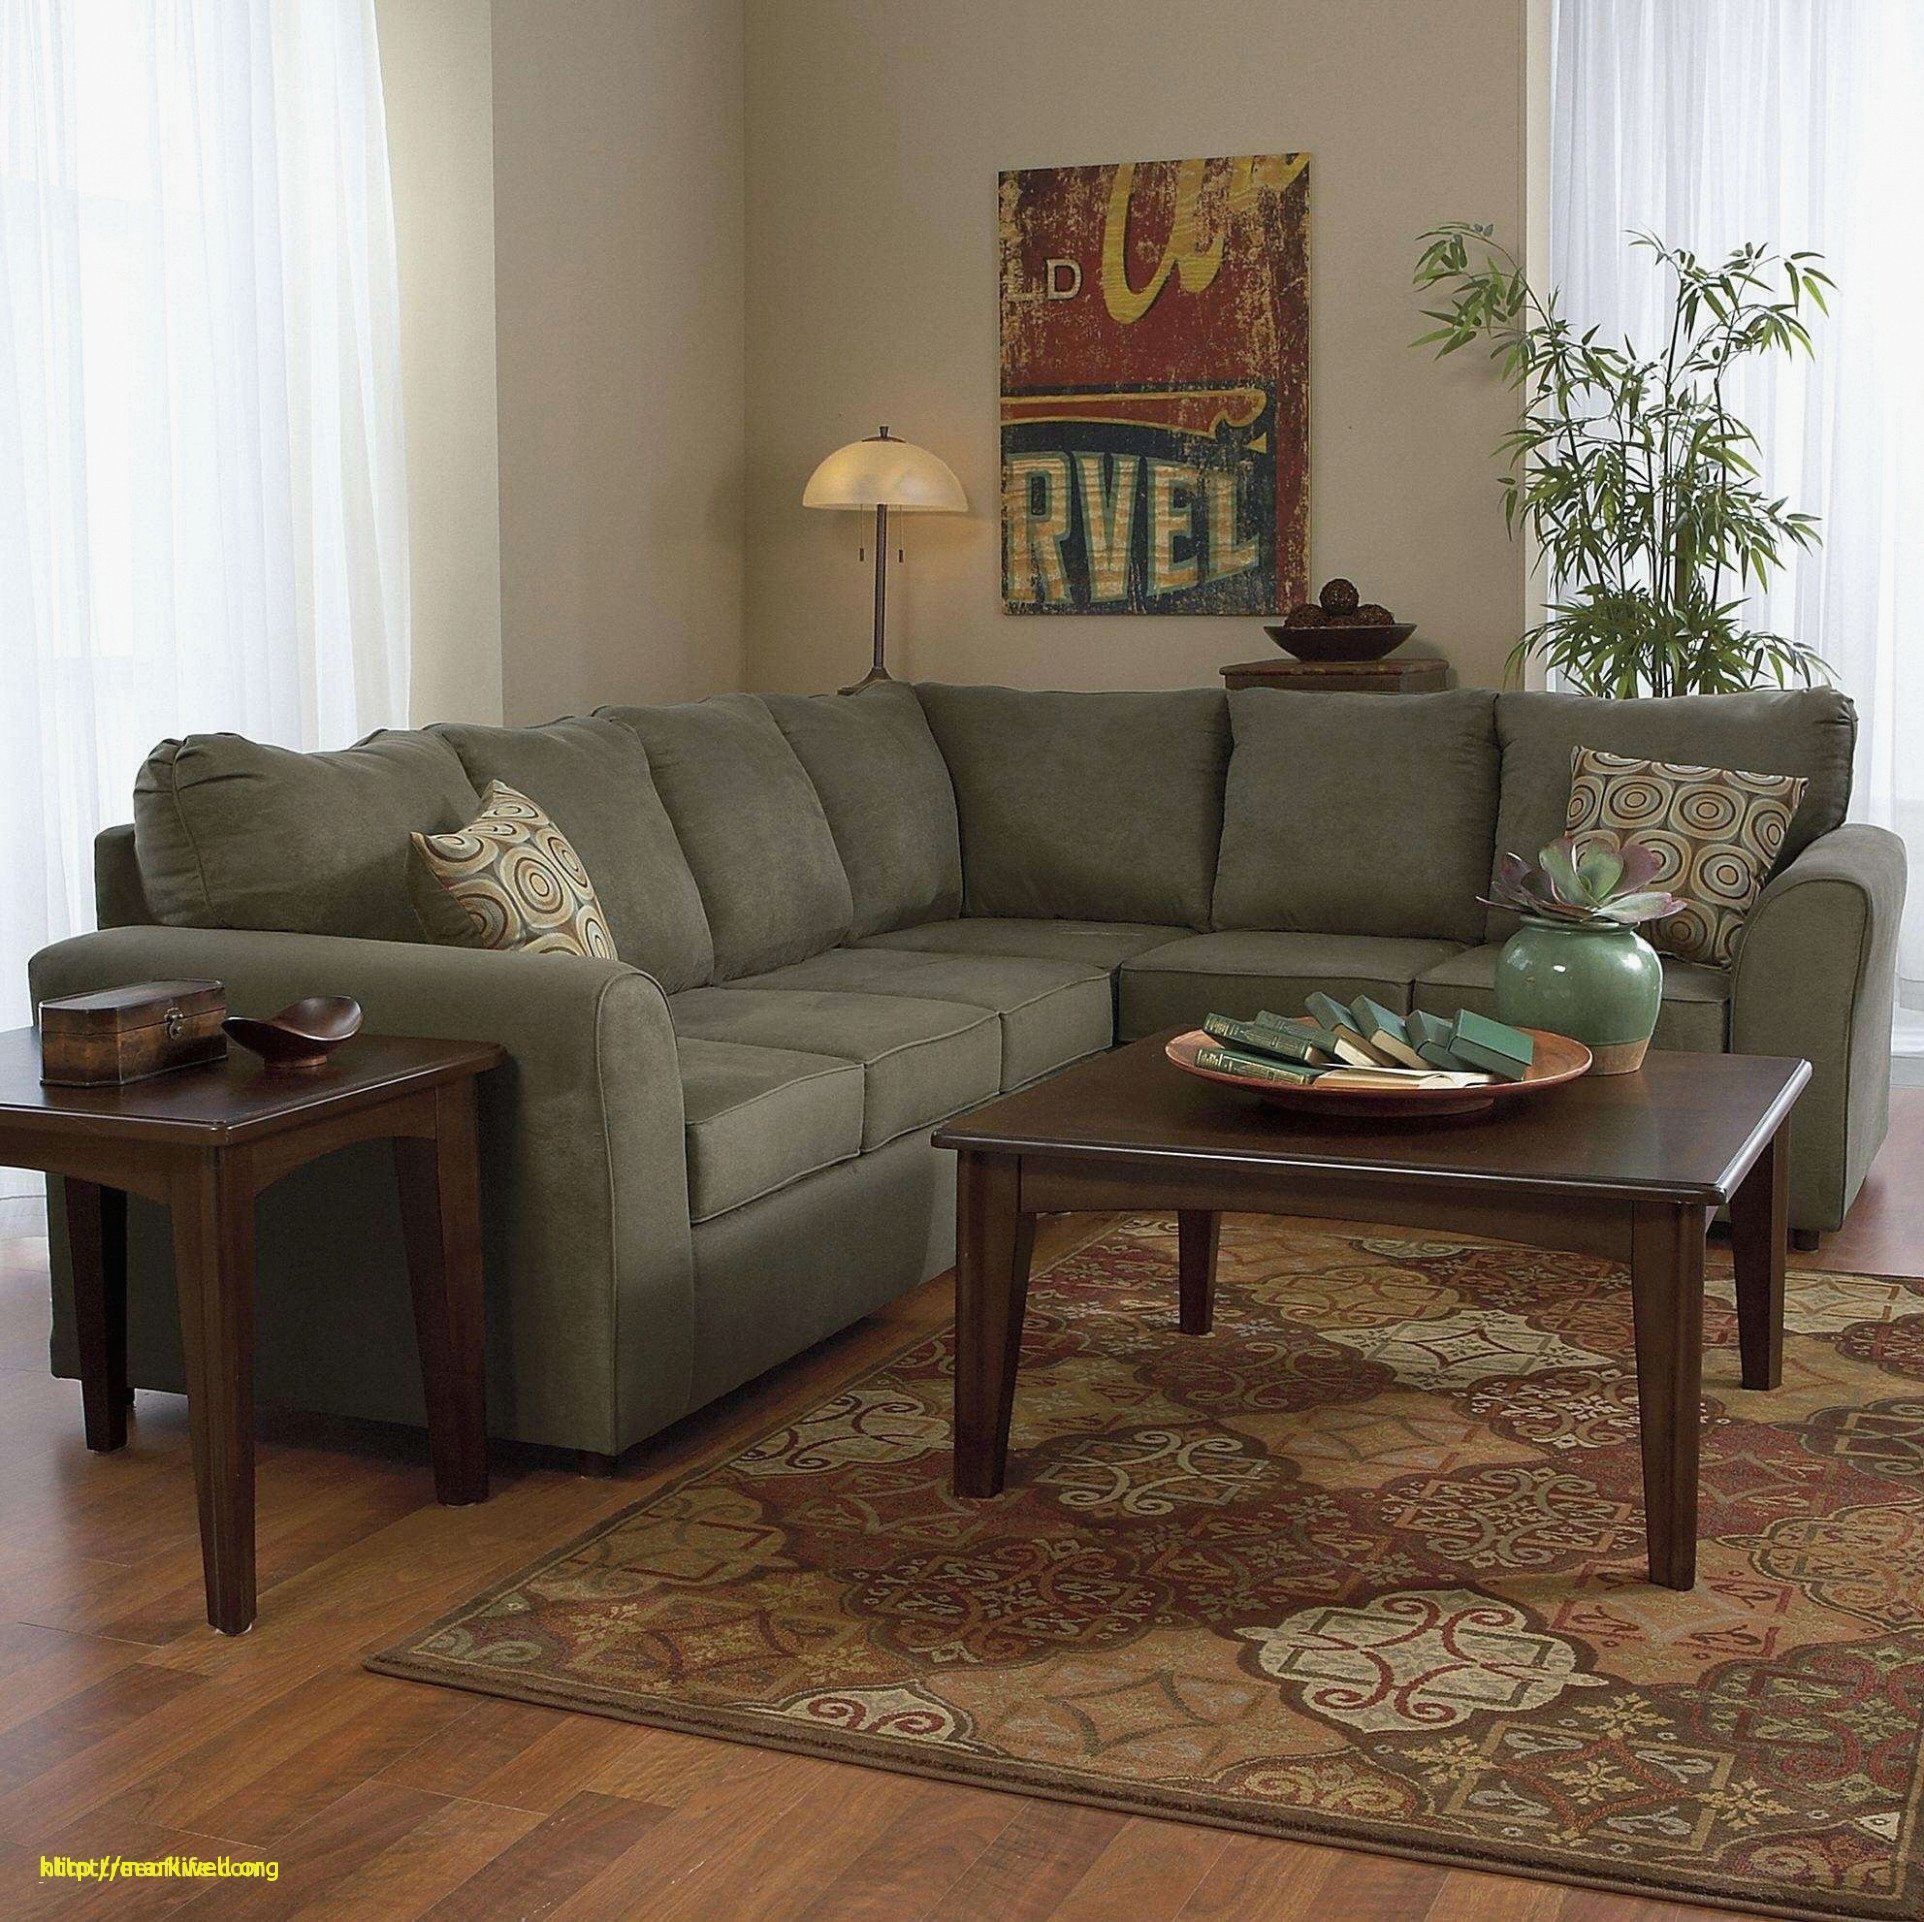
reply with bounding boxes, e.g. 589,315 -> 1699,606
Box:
0,1093 -> 1918,1919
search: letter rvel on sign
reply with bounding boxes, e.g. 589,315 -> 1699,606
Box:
998,155 -> 1309,616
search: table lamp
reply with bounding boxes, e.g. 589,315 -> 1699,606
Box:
803,426 -> 967,692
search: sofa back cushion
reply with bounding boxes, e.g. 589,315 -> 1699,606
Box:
1213,688 -> 1499,942
134,730 -> 480,942
1489,688 -> 1857,940
431,716 -> 713,990
598,693 -> 854,978
761,684 -> 962,938
916,685 -> 1229,928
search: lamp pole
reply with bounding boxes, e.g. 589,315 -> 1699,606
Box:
848,428 -> 895,694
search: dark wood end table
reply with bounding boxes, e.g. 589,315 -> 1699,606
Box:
933,1038 -> 1809,1592
1220,655 -> 1451,694
0,1028 -> 503,1634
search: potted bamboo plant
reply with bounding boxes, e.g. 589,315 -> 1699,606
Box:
1413,224 -> 1832,695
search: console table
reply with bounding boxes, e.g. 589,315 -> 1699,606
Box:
0,1029 -> 502,1633
1221,655 -> 1450,694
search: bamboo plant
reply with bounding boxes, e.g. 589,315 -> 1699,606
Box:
1413,223 -> 1833,696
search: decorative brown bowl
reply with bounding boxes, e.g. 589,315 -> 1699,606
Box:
1164,1026 -> 1592,1120
222,995 -> 363,1071
1263,621 -> 1416,663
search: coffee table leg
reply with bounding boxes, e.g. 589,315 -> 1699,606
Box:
66,1179 -> 128,1452
953,1150 -> 1033,1499
1630,1201 -> 1707,1590
1178,1211 -> 1219,1335
1730,1119 -> 1788,1391
171,1152 -> 256,1635
394,1083 -> 490,1505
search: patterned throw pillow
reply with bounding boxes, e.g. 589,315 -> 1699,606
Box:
1565,748 -> 1808,968
408,782 -> 615,957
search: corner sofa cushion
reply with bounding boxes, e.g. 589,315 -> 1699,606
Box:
1116,930 -> 1465,1042
134,729 -> 480,943
676,1037 -> 865,1223
761,684 -> 962,938
1488,688 -> 1856,940
599,694 -> 854,980
721,947 -> 1112,1090
1413,943 -> 1729,1054
1214,688 -> 1498,942
859,916 -> 1187,970
431,716 -> 713,990
916,684 -> 1229,928
668,986 -> 999,1150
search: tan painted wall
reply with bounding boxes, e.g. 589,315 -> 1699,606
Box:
375,0 -> 505,726
743,0 -> 1531,695
491,0 -> 748,722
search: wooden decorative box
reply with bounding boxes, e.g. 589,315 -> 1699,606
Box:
39,980 -> 228,1087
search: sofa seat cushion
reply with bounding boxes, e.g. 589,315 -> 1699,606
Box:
1117,931 -> 1466,1042
430,716 -> 713,990
677,1038 -> 865,1223
723,947 -> 1112,1090
858,917 -> 1187,970
1412,944 -> 1730,1054
134,730 -> 480,943
1488,688 -> 1857,942
917,685 -> 1230,927
668,987 -> 999,1149
1214,688 -> 1498,943
599,694 -> 854,979
761,685 -> 962,938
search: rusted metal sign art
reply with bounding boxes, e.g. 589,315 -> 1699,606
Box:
999,154 -> 1309,615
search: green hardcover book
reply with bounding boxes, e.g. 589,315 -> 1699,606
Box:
1201,1014 -> 1331,1065
1349,995 -> 1430,1070
1258,1015 -> 1347,1054
1192,1046 -> 1325,1086
1303,992 -> 1394,1065
1407,1008 -> 1477,1072
1450,1008 -> 1536,1081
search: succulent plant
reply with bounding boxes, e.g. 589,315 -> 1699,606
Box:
1481,832 -> 1684,928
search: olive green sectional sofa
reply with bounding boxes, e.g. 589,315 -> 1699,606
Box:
29,682 -> 1905,1460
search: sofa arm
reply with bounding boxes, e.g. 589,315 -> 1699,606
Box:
1730,824 -> 1908,1234
27,927 -> 695,1452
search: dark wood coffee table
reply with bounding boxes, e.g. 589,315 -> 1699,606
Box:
933,1036 -> 1810,1590
0,1028 -> 503,1633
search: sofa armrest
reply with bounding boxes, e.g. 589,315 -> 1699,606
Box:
27,927 -> 695,1452
1730,824 -> 1908,1233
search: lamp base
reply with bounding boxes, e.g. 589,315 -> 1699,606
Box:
838,664 -> 894,696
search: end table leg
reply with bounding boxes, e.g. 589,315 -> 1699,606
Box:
1631,1201 -> 1707,1591
171,1153 -> 255,1635
1730,1121 -> 1788,1391
66,1180 -> 128,1452
394,1082 -> 490,1505
953,1151 -> 1033,1499
1178,1211 -> 1220,1335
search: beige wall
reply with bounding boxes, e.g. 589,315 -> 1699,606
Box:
491,0 -> 748,721
743,0 -> 1532,695
376,0 -> 505,726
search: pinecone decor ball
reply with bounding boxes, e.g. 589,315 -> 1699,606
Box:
1282,602 -> 1327,626
1318,577 -> 1360,616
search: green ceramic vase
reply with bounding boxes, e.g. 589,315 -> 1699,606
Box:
1493,917 -> 1663,1075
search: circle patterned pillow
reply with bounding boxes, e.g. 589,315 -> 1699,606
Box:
408,782 -> 615,958
1565,748 -> 1808,968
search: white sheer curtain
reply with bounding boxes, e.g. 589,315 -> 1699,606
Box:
0,0 -> 409,1048
1552,0 -> 1924,1040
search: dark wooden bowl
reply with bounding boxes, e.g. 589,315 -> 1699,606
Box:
1263,621 -> 1416,663
222,995 -> 364,1071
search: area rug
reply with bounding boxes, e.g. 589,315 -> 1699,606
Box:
370,1217 -> 1924,1919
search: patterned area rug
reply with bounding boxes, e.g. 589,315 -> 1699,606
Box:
370,1217 -> 1924,1919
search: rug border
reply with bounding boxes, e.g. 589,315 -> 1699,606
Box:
364,1239 -> 1920,1922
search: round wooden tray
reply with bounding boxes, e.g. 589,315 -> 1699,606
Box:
1164,1027 -> 1593,1120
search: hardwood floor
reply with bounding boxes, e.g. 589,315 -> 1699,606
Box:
0,1093 -> 1917,1919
